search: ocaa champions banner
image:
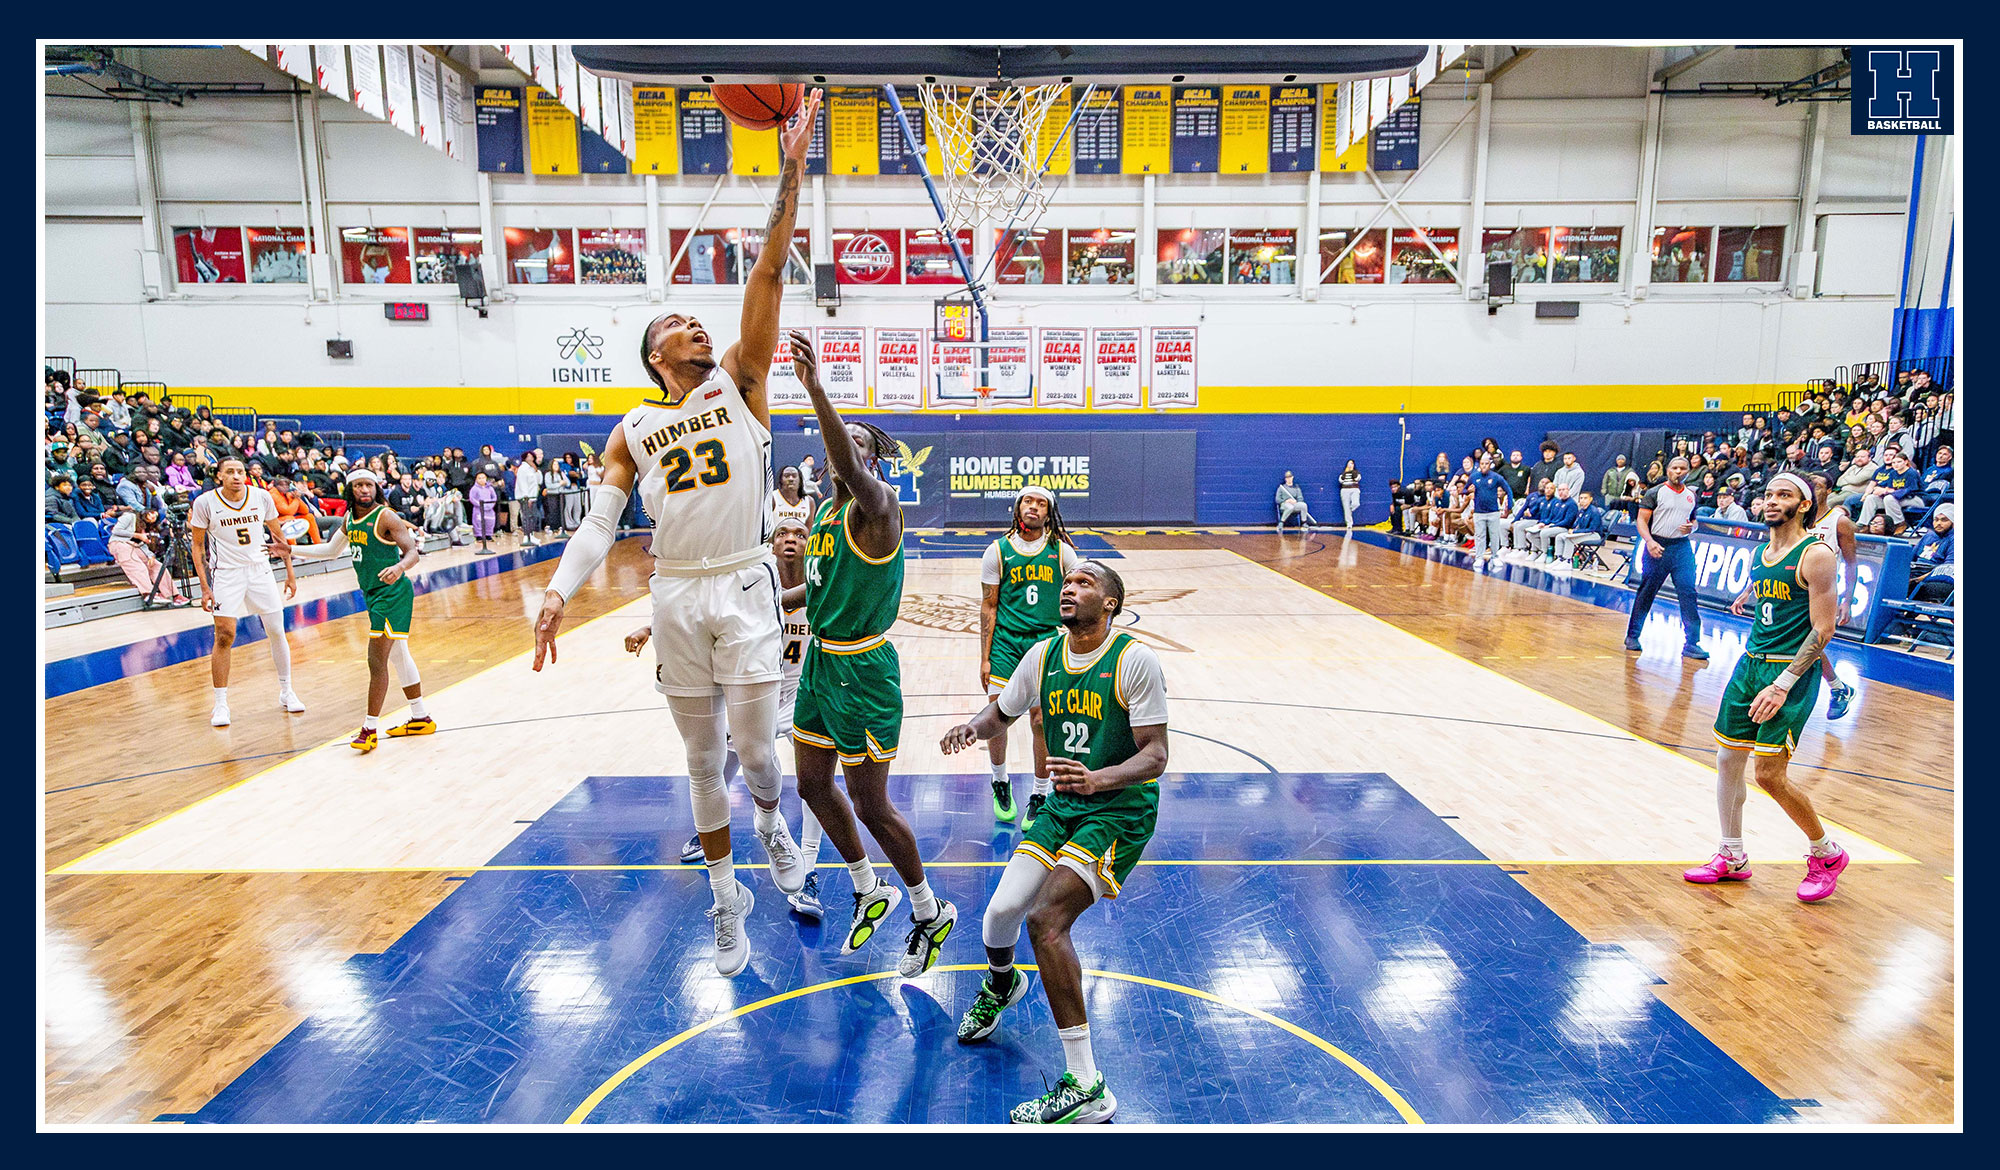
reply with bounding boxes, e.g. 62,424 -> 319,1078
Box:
775,430 -> 1196,527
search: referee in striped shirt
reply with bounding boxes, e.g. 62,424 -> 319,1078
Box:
1623,455 -> 1709,659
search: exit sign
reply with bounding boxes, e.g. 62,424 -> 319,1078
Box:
384,302 -> 430,321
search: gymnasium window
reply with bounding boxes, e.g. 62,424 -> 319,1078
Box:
1548,227 -> 1623,283
739,228 -> 812,284
340,227 -> 412,285
505,227 -> 575,284
1649,226 -> 1713,283
413,229 -> 483,285
1317,227 -> 1387,284
171,226 -> 245,284
668,229 -> 740,285
830,228 -> 903,286
905,229 -> 978,285
1227,229 -> 1297,285
578,228 -> 647,285
1157,229 -> 1227,284
1715,227 -> 1786,283
1387,228 -> 1459,284
1066,229 -> 1135,285
1480,227 -> 1550,284
246,227 -> 311,284
993,228 -> 1064,285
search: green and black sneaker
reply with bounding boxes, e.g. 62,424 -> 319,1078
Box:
841,882 -> 903,955
957,969 -> 1033,1043
992,779 -> 1018,823
1010,1071 -> 1117,1124
1021,793 -> 1047,832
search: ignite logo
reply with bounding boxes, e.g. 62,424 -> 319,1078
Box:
553,327 -> 611,384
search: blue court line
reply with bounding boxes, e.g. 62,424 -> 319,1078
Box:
1345,530 -> 1953,700
44,540 -> 581,699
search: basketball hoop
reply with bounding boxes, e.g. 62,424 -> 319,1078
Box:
973,386 -> 997,411
915,83 -> 1080,235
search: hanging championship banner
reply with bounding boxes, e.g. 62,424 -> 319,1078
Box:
988,327 -> 1034,401
1038,327 -> 1087,408
475,86 -> 524,173
816,327 -> 868,408
766,334 -> 808,409
827,87 -> 880,175
1269,85 -> 1315,172
348,44 -> 384,120
1121,85 -> 1171,174
1169,85 -> 1221,173
803,97 -> 832,176
678,88 -> 729,174
1035,87 -> 1073,175
1091,328 -> 1143,408
1219,85 -> 1270,174
873,328 -> 926,410
382,44 -> 416,137
631,87 -> 678,174
930,340 -> 976,405
1073,86 -> 1122,174
1321,82 -> 1369,172
1371,93 -> 1420,172
525,86 -> 579,175
413,49 -> 445,152
580,71 -> 602,138
1149,327 -> 1198,408
313,45 -> 349,105
499,45 -> 533,76
616,82 -> 637,159
274,45 -> 313,83
441,68 -> 465,161
555,45 -> 581,117
531,45 -> 557,92
877,86 -> 925,174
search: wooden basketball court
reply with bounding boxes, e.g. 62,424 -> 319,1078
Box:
41,530 -> 1955,1124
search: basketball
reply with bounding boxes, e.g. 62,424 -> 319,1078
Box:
712,83 -> 804,131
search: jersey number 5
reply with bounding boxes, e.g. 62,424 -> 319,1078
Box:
663,440 -> 731,494
235,528 -> 252,545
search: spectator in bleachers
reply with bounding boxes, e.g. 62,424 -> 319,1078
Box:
1597,455 -> 1638,516
164,450 -> 198,493
1554,491 -> 1607,571
1497,449 -> 1531,499
1642,458 -> 1666,489
1713,490 -> 1750,523
1735,414 -> 1759,449
45,474 -> 80,524
1909,504 -> 1954,597
1694,470 -> 1719,512
1921,445 -> 1954,505
73,478 -> 107,521
1831,447 -> 1876,514
444,448 -> 471,495
101,388 -> 132,431
46,439 -> 79,483
1553,450 -> 1586,498
1858,450 -> 1920,532
107,506 -> 191,607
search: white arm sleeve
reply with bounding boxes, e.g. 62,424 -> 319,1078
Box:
979,540 -> 1003,586
1116,643 -> 1169,727
291,527 -> 350,564
546,484 -> 629,601
996,640 -> 1048,721
1058,539 -> 1080,574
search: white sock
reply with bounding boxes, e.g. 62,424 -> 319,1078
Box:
1031,774 -> 1052,797
800,802 -> 823,869
213,687 -> 228,703
846,857 -> 879,896
408,697 -> 428,719
363,715 -> 379,731
753,802 -> 781,835
707,851 -> 737,907
908,878 -> 939,922
1058,1023 -> 1097,1083
1720,837 -> 1747,861
1808,835 -> 1840,858
991,763 -> 1009,785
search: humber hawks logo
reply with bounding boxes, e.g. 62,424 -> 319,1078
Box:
881,440 -> 933,505
1852,46 -> 1954,135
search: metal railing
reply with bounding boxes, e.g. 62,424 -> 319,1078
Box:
1832,357 -> 1954,393
44,356 -> 76,382
211,406 -> 259,434
73,368 -> 121,397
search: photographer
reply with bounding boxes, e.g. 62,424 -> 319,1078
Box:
109,506 -> 192,607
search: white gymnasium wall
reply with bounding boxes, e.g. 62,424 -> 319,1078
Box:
44,45 -> 1909,396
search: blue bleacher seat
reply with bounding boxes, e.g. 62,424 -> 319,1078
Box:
46,526 -> 82,575
69,518 -> 114,567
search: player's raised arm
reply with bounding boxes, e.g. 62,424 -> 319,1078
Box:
791,328 -> 896,519
534,424 -> 638,670
724,87 -> 821,428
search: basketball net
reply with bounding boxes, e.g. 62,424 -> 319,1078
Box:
974,385 -> 996,411
916,83 -> 1072,235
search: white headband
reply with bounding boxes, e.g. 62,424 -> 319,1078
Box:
1766,472 -> 1814,502
1017,485 -> 1055,505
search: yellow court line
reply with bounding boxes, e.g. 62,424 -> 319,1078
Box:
49,855 -> 1918,877
1216,548 -> 1922,866
561,963 -> 1422,1125
48,599 -> 652,876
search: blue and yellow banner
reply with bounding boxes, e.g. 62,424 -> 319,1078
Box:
474,85 -> 523,174
677,88 -> 729,174
1170,85 -> 1222,173
1219,84 -> 1269,174
1072,86 -> 1122,174
631,87 -> 678,174
1121,85 -> 1171,174
524,86 -> 578,175
827,86 -> 879,175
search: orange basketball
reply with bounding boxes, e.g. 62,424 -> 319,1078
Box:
712,83 -> 804,132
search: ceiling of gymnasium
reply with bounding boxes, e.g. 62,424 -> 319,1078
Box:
570,44 -> 1436,86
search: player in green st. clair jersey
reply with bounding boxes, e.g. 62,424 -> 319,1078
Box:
1684,472 -> 1851,902
780,329 -> 957,978
941,559 -> 1171,1125
333,470 -> 433,754
980,484 -> 1079,827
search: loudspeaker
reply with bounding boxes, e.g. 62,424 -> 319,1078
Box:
326,339 -> 353,359
455,259 -> 488,301
1487,260 -> 1514,300
814,262 -> 840,307
1535,300 -> 1581,319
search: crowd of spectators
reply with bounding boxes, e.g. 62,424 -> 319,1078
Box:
44,366 -> 608,600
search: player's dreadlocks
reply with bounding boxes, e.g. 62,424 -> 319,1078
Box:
855,419 -> 899,475
1013,487 -> 1075,552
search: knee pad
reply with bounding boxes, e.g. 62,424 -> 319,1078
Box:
981,854 -> 1047,950
389,640 -> 420,687
722,682 -> 783,803
668,694 -> 732,833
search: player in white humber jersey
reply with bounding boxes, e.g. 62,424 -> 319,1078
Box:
533,88 -> 822,978
1803,472 -> 1861,719
187,455 -> 304,728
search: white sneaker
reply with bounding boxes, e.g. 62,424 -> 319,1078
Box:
210,700 -> 231,727
279,688 -> 306,713
708,878 -> 755,977
757,821 -> 807,894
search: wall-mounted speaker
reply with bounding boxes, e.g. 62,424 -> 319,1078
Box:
814,262 -> 840,308
1535,300 -> 1581,319
326,339 -> 354,359
1487,261 -> 1514,300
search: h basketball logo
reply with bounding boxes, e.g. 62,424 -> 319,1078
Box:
1853,46 -> 1954,135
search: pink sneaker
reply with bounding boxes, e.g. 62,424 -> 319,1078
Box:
1683,852 -> 1753,884
1797,848 -> 1850,902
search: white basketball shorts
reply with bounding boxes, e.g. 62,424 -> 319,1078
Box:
649,559 -> 784,698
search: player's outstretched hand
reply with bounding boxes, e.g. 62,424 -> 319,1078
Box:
1047,756 -> 1101,795
939,723 -> 980,754
779,88 -> 822,162
788,329 -> 820,391
533,589 -> 566,671
1748,684 -> 1786,724
624,626 -> 651,655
